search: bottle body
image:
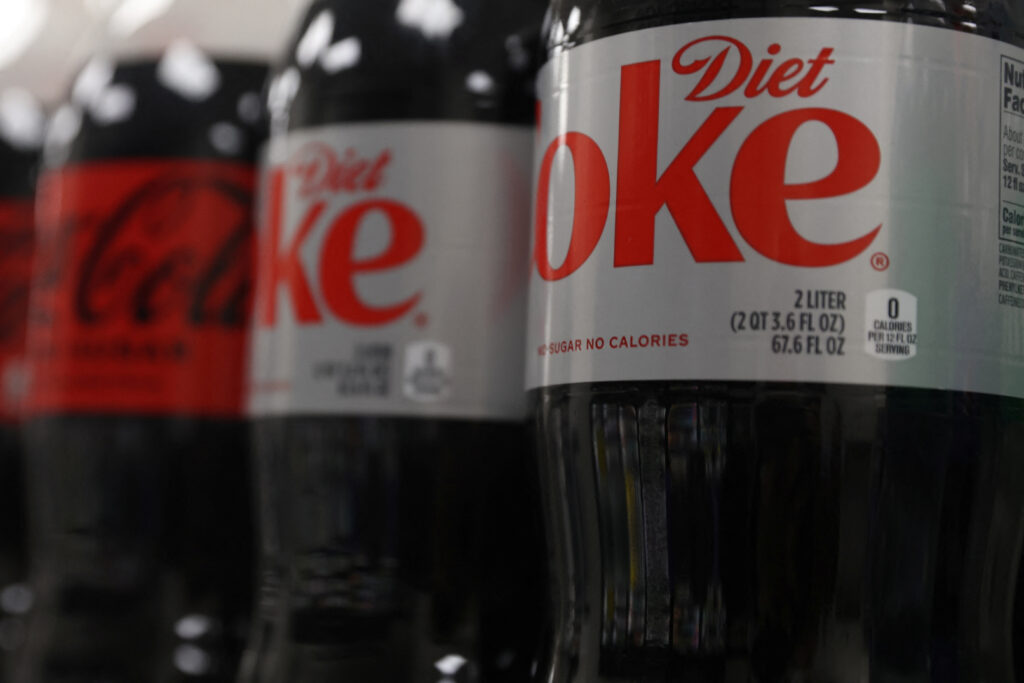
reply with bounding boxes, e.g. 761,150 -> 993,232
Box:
529,2 -> 1024,680
243,1 -> 547,680
0,4 -> 112,670
18,54 -> 268,682
0,113 -> 38,681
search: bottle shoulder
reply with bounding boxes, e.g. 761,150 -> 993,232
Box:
543,0 -> 1024,53
270,0 -> 547,128
47,59 -> 269,166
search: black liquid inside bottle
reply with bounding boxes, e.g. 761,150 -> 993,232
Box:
0,93 -> 39,683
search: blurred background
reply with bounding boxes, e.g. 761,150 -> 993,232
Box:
0,2 -> 310,681
0,0 -> 113,671
0,2 -> 549,682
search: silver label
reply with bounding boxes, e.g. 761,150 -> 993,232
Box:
527,18 -> 1024,397
250,122 -> 532,419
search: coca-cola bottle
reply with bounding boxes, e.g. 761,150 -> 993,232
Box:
0,81 -> 42,683
15,2 -> 299,681
242,1 -> 546,681
0,5 -> 110,674
529,1 -> 1024,681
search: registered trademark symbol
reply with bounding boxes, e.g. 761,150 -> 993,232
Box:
414,312 -> 429,328
870,252 -> 890,271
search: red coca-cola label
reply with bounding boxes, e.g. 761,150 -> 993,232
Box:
26,161 -> 256,417
0,200 -> 34,421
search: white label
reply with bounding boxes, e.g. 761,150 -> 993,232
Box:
526,18 -> 1024,398
250,121 -> 532,420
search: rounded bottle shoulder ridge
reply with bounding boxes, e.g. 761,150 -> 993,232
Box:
45,58 -> 270,166
40,0 -> 308,165
543,0 -> 1024,53
269,0 -> 548,127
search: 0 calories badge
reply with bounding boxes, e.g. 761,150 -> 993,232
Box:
864,290 -> 918,361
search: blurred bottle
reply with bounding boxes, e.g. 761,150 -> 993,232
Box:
242,1 -> 546,681
15,1 -> 301,681
0,41 -> 43,683
528,1 -> 1024,682
0,89 -> 38,680
0,2 -> 110,678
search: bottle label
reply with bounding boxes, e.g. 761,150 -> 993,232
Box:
25,161 -> 256,417
249,122 -> 532,420
0,200 -> 34,420
528,18 -> 1024,397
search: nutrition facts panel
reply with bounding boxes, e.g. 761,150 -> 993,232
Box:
1000,56 -> 1024,241
999,55 -> 1024,307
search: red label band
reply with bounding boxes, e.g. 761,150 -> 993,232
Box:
26,161 -> 255,418
0,200 -> 34,421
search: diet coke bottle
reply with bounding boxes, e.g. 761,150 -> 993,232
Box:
243,0 -> 546,680
529,1 -> 1024,681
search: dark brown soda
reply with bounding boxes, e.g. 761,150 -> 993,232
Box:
246,418 -> 543,682
532,2 -> 1024,682
535,383 -> 1024,681
0,100 -> 38,682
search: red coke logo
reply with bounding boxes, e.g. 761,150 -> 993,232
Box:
257,150 -> 425,328
535,37 -> 882,281
26,161 -> 256,417
673,36 -> 835,100
32,171 -> 254,330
